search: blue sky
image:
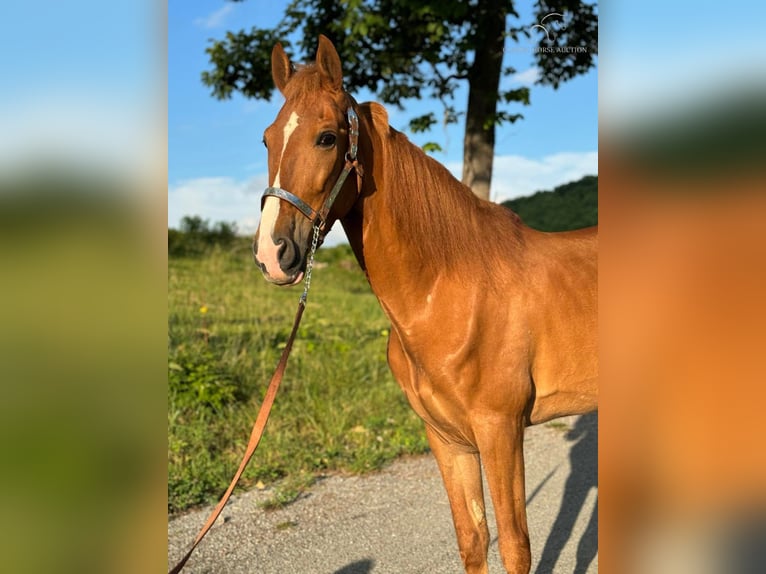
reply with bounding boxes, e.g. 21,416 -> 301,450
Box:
168,0 -> 599,242
0,1 -> 157,176
601,3 -> 766,127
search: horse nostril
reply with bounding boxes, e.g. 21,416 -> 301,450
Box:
276,237 -> 300,271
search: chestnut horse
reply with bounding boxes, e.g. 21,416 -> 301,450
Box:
253,36 -> 597,574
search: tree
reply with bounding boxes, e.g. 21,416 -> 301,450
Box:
202,0 -> 597,201
168,216 -> 239,257
501,174 -> 597,231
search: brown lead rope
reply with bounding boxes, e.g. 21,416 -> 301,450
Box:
168,225 -> 322,574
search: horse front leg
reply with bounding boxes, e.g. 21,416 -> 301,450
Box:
475,415 -> 531,574
426,425 -> 490,574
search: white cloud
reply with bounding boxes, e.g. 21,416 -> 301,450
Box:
168,175 -> 350,246
193,4 -> 235,29
168,175 -> 264,234
447,150 -> 598,204
169,150 -> 596,246
509,67 -> 540,86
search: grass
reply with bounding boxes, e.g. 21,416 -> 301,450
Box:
545,421 -> 570,433
168,241 -> 429,514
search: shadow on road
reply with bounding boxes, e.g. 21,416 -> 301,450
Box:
333,558 -> 375,574
535,412 -> 598,574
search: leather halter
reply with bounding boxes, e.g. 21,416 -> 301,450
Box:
261,106 -> 360,231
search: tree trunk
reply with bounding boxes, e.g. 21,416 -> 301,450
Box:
462,0 -> 507,201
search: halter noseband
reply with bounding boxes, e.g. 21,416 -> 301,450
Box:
261,106 -> 360,231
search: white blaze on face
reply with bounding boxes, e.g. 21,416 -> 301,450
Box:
273,111 -> 300,188
256,111 -> 300,278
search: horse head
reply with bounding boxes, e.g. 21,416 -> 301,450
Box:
253,35 -> 359,286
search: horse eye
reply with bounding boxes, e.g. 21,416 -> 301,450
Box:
317,132 -> 336,148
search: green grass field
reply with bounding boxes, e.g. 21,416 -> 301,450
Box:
168,241 -> 429,514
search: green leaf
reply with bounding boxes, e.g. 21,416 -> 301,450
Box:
408,113 -> 438,133
501,87 -> 531,106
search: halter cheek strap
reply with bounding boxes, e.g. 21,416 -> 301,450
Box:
262,106 -> 360,231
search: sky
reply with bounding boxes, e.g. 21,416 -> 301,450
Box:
168,0 -> 599,244
0,1 -> 158,179
600,3 -> 766,127
1,1 -> 762,219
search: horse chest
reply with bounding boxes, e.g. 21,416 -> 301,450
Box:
386,332 -> 477,446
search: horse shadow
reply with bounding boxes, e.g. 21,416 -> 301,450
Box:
333,558 -> 375,574
535,412 -> 598,574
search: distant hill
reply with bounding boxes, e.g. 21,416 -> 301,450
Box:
500,175 -> 597,232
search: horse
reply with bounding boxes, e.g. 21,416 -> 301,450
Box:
253,35 -> 598,574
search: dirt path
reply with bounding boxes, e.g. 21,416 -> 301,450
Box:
168,414 -> 597,573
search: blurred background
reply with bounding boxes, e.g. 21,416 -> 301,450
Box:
600,2 -> 766,573
0,1 -> 166,572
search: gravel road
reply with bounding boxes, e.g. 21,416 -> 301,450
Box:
168,413 -> 597,573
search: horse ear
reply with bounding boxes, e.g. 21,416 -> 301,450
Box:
315,35 -> 343,91
271,42 -> 292,94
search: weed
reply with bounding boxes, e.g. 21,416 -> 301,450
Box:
545,421 -> 570,433
168,245 -> 429,514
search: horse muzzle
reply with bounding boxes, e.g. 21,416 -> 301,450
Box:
252,224 -> 308,286
253,188 -> 314,285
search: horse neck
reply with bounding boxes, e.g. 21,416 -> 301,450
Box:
340,108 -> 526,320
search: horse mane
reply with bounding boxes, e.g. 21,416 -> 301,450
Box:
362,102 -> 526,273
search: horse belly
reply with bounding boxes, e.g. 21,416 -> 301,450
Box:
527,335 -> 598,424
527,259 -> 598,424
528,375 -> 598,425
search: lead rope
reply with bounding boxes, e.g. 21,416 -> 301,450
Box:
168,225 -> 322,574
